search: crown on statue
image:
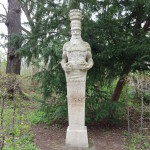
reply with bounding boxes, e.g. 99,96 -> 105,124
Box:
70,9 -> 82,21
70,9 -> 82,30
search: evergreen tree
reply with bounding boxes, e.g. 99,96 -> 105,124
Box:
82,0 -> 150,101
17,0 -> 150,121
69,0 -> 80,9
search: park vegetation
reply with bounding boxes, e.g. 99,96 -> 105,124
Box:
0,0 -> 150,149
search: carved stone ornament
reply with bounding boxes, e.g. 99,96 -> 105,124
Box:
61,9 -> 93,148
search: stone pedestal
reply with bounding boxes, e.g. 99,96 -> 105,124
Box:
66,79 -> 88,147
66,126 -> 88,147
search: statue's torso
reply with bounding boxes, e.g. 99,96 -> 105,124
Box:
64,40 -> 90,66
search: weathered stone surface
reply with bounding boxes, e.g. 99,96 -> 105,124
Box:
66,126 -> 88,147
61,9 -> 93,148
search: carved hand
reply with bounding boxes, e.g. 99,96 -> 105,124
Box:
81,60 -> 93,71
80,61 -> 90,71
81,65 -> 90,71
63,63 -> 72,72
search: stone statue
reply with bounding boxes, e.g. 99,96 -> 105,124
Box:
61,9 -> 93,147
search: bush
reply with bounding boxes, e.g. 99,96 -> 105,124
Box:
40,95 -> 68,124
38,81 -> 125,125
0,74 -> 40,150
27,111 -> 48,125
86,84 -> 125,124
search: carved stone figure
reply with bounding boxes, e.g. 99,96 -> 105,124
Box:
61,9 -> 93,147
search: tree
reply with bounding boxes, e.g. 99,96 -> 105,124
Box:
81,0 -> 150,101
15,0 -> 150,122
3,0 -> 149,96
69,0 -> 80,9
5,0 -> 22,74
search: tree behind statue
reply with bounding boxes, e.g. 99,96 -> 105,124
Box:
16,0 -> 150,124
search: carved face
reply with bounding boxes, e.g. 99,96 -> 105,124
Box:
71,29 -> 81,39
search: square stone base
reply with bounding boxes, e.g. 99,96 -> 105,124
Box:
66,126 -> 88,147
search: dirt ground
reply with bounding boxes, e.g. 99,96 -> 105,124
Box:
32,123 -> 128,150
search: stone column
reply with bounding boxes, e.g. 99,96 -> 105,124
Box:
61,9 -> 93,147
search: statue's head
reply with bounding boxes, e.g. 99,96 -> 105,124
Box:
70,9 -> 82,39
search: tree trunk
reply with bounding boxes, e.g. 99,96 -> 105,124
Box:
111,75 -> 127,101
0,57 -> 1,74
111,63 -> 132,102
6,0 -> 21,74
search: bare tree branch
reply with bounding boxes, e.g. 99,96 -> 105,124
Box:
18,0 -> 31,22
21,26 -> 30,34
0,42 -> 7,55
0,14 -> 6,18
0,3 -> 8,15
0,14 -> 7,23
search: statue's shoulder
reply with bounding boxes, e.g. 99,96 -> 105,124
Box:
63,41 -> 70,51
82,41 -> 91,50
82,41 -> 90,46
64,41 -> 71,47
